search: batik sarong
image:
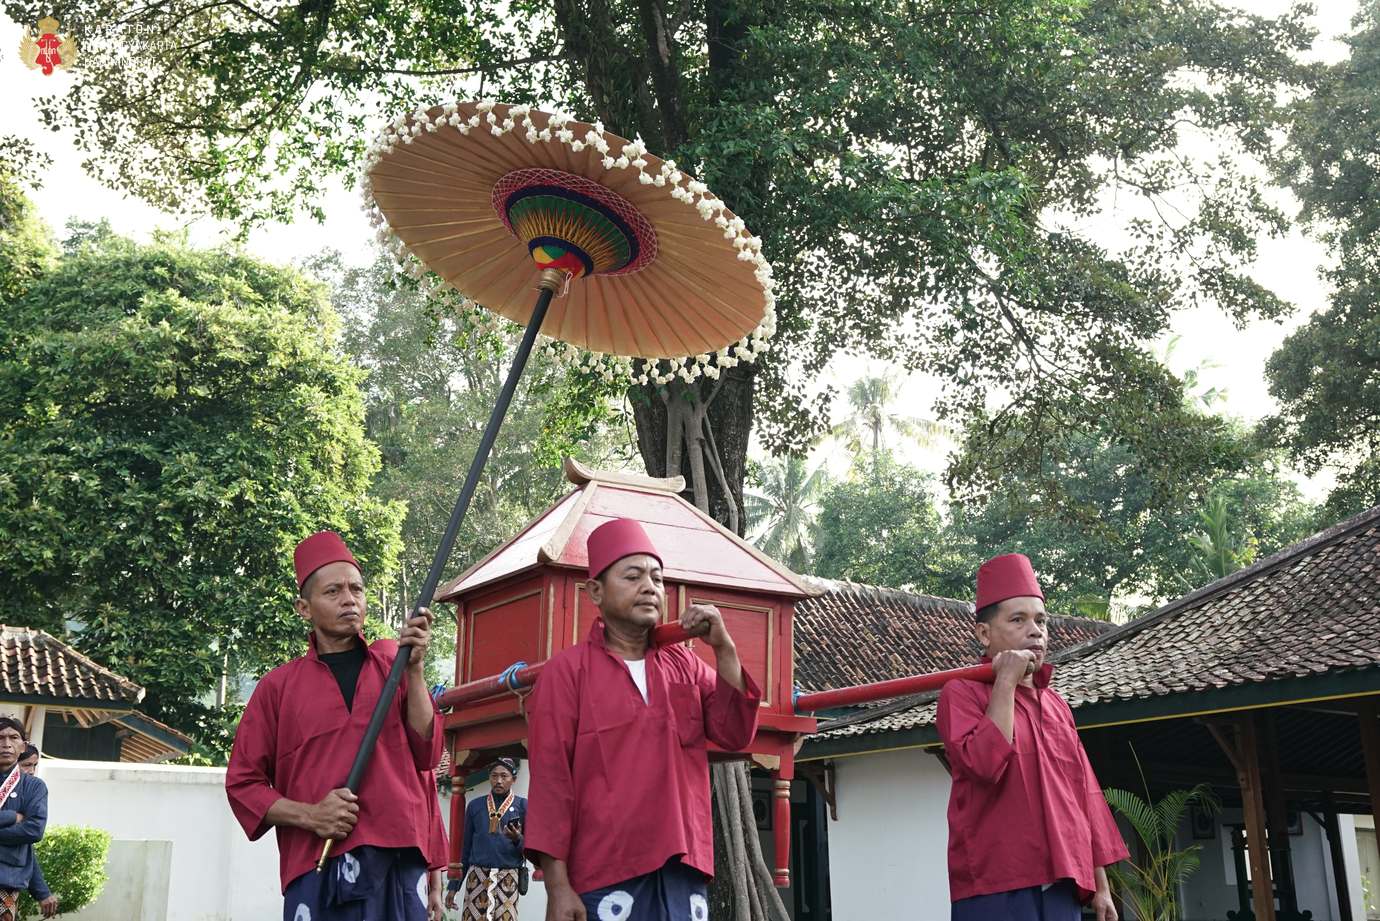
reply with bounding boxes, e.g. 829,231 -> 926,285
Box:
283,845 -> 428,921
0,888 -> 18,921
460,866 -> 520,921
579,858 -> 708,921
950,879 -> 1081,921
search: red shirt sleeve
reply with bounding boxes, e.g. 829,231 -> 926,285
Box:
937,680 -> 1016,786
523,654 -> 580,866
401,681 -> 444,771
693,653 -> 761,751
225,675 -> 282,841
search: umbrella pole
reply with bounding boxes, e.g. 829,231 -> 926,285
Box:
317,268 -> 564,872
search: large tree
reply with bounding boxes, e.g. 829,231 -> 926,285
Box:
1270,1 -> 1380,518
0,210 -> 403,753
5,0 -> 1314,526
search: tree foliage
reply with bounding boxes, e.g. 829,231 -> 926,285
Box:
812,454 -> 971,598
0,215 -> 402,751
744,453 -> 828,571
1269,2 -> 1380,519
8,0 -> 1317,528
951,410 -> 1315,605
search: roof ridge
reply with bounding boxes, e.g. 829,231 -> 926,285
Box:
1054,502 -> 1380,664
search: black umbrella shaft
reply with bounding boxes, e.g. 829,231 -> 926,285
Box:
319,285 -> 554,870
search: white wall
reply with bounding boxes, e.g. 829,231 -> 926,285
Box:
1178,807 -> 1364,921
40,760 -> 282,921
824,748 -> 952,921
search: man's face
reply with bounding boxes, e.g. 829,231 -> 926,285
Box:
587,554 -> 664,630
295,561 -> 367,641
975,596 -> 1048,665
18,755 -> 37,776
489,766 -> 514,798
0,727 -> 24,769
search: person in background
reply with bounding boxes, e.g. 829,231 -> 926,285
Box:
17,747 -> 58,919
451,758 -> 527,921
0,718 -> 47,921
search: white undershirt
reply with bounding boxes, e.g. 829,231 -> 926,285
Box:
624,658 -> 649,703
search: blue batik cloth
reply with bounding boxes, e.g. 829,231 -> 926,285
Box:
580,858 -> 709,921
283,845 -> 428,921
951,879 -> 1082,921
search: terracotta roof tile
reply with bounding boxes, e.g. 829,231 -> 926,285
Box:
0,626 -> 145,705
813,503 -> 1380,742
793,576 -> 1112,696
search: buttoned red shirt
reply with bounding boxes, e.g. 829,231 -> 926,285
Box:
226,634 -> 444,891
937,660 -> 1128,902
523,619 -> 761,894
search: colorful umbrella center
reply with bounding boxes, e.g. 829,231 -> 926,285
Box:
492,169 -> 658,278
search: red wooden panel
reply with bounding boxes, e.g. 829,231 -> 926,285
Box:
683,590 -> 776,708
466,585 -> 544,682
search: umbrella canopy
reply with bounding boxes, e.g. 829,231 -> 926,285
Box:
362,101 -> 775,366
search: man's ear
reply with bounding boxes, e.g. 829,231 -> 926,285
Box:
973,620 -> 991,651
586,577 -> 603,606
294,596 -> 311,621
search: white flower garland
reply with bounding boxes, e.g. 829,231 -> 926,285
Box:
358,100 -> 777,387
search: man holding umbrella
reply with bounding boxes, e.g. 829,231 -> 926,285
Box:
937,553 -> 1127,921
524,518 -> 762,921
226,531 -> 443,921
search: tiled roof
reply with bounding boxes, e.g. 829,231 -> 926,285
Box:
0,626 -> 145,705
812,503 -> 1380,742
793,577 -> 1113,696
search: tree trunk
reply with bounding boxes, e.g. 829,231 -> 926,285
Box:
631,364 -> 754,536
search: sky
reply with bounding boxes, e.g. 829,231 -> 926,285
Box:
0,1 -> 1360,500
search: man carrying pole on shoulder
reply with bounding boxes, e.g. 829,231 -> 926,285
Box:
938,552 -> 1127,921
524,518 -> 762,921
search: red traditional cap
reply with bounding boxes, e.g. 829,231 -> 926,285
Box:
975,553 -> 1044,614
294,531 -> 361,590
586,518 -> 662,580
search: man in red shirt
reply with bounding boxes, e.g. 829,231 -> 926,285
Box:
226,531 -> 443,921
938,553 -> 1127,921
524,518 -> 761,921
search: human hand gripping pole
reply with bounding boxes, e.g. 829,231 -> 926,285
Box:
315,272 -> 559,872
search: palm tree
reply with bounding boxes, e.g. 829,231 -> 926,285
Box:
831,370 -> 954,460
1186,494 -> 1257,584
744,454 -> 828,571
1103,746 -> 1220,921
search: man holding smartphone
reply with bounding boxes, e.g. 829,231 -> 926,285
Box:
450,758 -> 527,921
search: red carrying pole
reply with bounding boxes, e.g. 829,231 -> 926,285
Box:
794,663 -> 997,712
437,622 -> 695,711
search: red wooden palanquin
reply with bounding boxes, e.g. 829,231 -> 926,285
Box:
436,458 -> 820,888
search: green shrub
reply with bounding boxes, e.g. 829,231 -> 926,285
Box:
17,825 -> 112,920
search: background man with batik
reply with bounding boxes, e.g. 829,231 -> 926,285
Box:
451,757 -> 527,921
938,553 -> 1128,921
0,718 -> 46,921
17,746 -> 58,918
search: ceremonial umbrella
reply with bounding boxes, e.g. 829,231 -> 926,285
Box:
320,100 -> 776,869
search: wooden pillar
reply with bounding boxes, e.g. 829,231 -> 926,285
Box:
1359,699 -> 1380,820
1207,717 -> 1277,921
1320,795 -> 1354,921
1259,713 -> 1298,915
773,753 -> 794,888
